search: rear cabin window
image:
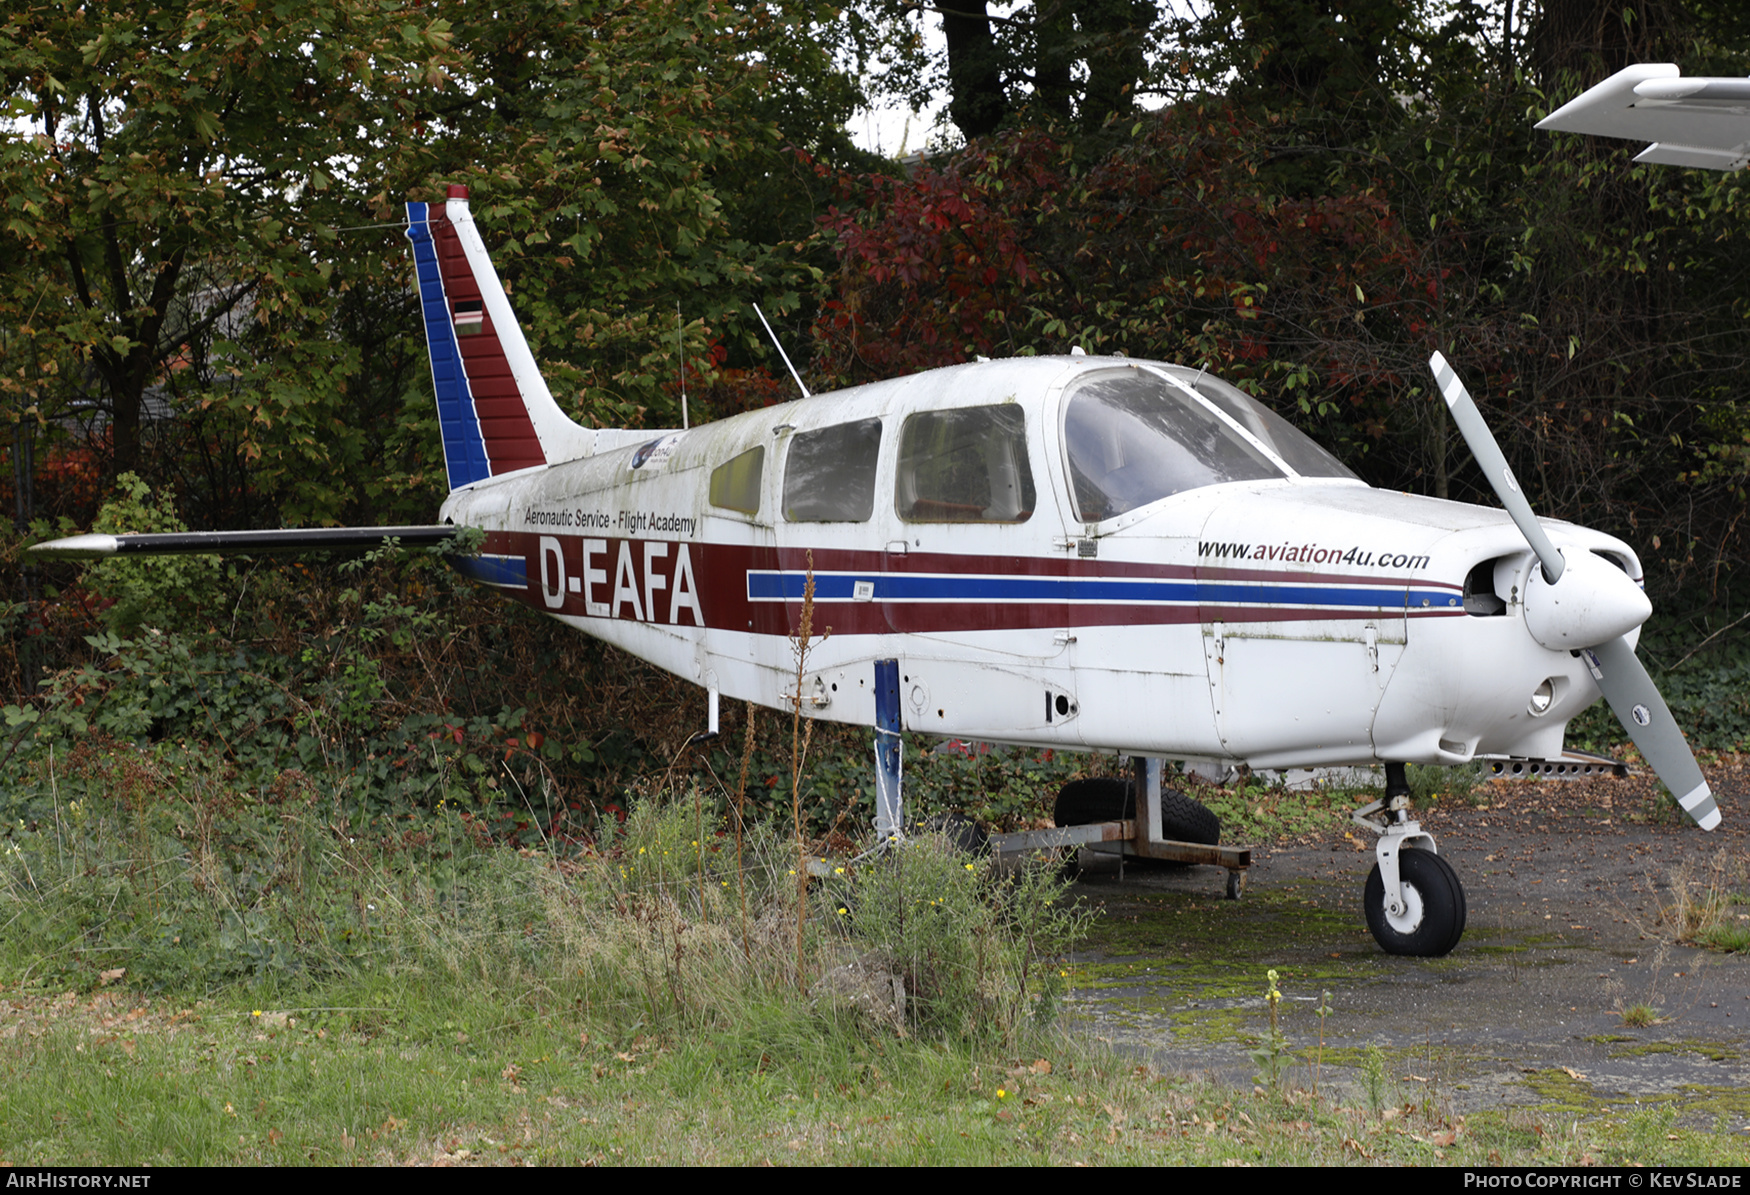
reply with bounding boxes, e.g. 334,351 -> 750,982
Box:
709,446 -> 764,514
896,405 -> 1035,523
1063,371 -> 1283,521
783,418 -> 882,522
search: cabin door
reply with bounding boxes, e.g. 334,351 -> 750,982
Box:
879,402 -> 1078,744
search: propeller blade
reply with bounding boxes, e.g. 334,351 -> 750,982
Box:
1429,352 -> 1718,831
1583,637 -> 1720,830
1429,352 -> 1565,584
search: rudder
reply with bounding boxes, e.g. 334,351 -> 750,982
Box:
405,185 -> 593,490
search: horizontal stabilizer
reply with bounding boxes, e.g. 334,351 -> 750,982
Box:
29,526 -> 457,559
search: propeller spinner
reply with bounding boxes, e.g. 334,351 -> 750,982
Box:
1429,353 -> 1720,831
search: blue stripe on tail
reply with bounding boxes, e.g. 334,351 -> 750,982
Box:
406,202 -> 491,489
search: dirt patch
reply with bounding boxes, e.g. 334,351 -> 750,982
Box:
1065,759 -> 1750,1129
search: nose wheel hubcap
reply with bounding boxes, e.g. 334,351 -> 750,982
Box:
1383,879 -> 1425,935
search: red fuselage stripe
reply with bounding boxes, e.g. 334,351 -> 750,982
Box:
475,530 -> 1448,637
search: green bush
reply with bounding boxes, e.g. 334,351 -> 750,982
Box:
1567,613 -> 1750,756
83,474 -> 223,636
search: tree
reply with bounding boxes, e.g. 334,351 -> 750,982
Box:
1,0 -> 871,529
0,0 -> 456,495
856,0 -> 1157,141
394,0 -> 868,433
815,17 -> 1750,607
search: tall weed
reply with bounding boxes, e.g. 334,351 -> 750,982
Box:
2,761 -> 1094,1059
538,801 -> 1091,1047
1658,852 -> 1750,954
821,834 -> 1092,1041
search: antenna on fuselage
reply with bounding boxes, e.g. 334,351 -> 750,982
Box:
677,302 -> 689,430
753,303 -> 812,399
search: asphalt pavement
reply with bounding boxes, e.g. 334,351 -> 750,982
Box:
1064,760 -> 1750,1129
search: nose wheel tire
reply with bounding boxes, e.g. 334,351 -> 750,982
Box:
1363,848 -> 1466,956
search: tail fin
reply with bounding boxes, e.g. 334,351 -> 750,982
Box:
405,185 -> 593,490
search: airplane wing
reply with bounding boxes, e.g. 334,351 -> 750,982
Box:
1537,63 -> 1750,170
27,526 -> 458,559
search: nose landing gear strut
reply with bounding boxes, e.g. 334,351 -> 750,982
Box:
1353,762 -> 1467,956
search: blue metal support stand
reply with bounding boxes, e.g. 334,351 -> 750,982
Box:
874,659 -> 903,842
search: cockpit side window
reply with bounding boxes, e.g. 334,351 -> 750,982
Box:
709,446 -> 765,514
896,405 -> 1035,523
1161,367 -> 1359,481
1063,371 -> 1283,521
783,418 -> 882,522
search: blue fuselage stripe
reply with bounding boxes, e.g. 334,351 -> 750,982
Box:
745,571 -> 1456,610
450,553 -> 526,588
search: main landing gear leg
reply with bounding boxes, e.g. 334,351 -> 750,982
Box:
1353,762 -> 1467,956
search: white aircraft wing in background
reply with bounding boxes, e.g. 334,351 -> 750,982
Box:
1537,63 -> 1750,170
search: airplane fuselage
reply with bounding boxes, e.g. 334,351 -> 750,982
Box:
440,353 -> 1632,770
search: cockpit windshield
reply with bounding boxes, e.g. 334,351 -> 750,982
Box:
1063,370 -> 1283,521
1062,367 -> 1358,522
1158,366 -> 1359,482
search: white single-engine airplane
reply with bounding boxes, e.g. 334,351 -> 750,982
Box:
33,184 -> 1721,958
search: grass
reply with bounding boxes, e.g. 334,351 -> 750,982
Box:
0,755 -> 1109,1164
1658,851 -> 1750,955
4,730 -> 1747,1165
5,978 -> 1746,1165
2,814 -> 1745,1168
1618,1002 -> 1665,1029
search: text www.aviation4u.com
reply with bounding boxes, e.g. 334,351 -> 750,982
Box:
1198,540 -> 1431,570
